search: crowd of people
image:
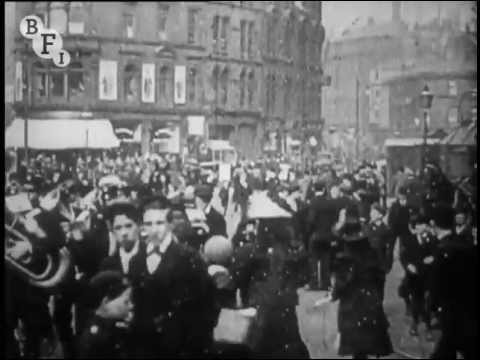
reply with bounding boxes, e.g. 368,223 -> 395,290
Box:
5,149 -> 478,359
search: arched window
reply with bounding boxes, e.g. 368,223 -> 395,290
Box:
284,76 -> 291,114
50,66 -> 66,99
220,68 -> 229,106
68,61 -> 85,101
239,68 -> 246,108
188,67 -> 197,104
124,64 -> 140,103
271,74 -> 276,113
33,2 -> 49,27
298,21 -> 307,64
271,16 -> 279,56
33,62 -> 48,100
285,17 -> 293,59
247,71 -> 255,107
265,74 -> 270,114
159,65 -> 172,105
212,66 -> 220,105
49,2 -> 68,34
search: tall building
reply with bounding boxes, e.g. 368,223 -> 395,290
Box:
322,1 -> 476,160
5,1 -> 16,127
11,1 -> 325,159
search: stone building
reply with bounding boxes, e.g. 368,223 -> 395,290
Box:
5,1 -> 16,127
11,1 -> 325,159
321,1 -> 476,160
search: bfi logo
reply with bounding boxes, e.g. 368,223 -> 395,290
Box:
19,15 -> 71,67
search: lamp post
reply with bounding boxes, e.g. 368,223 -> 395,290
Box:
419,84 -> 434,178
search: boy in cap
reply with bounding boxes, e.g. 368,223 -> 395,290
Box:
76,271 -> 134,358
398,210 -> 436,339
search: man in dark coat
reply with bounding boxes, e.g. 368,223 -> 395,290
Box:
365,203 -> 395,302
329,204 -> 393,359
229,217 -> 310,358
305,181 -> 338,290
134,198 -> 217,358
388,187 -> 415,251
453,205 -> 474,247
195,184 -> 227,238
429,204 -> 478,359
398,211 -> 437,339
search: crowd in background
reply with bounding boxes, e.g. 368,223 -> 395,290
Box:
5,147 -> 478,359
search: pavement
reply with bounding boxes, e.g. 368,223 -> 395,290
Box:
296,243 -> 440,359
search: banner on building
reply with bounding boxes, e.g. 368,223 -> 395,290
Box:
142,63 -> 155,103
99,60 -> 117,100
15,62 -> 23,102
187,115 -> 205,136
174,65 -> 186,104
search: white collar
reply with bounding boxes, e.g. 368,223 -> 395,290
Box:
204,203 -> 212,215
119,240 -> 140,271
147,231 -> 173,255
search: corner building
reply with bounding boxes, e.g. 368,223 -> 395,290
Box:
12,1 -> 325,159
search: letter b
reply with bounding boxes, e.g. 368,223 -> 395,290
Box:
20,15 -> 44,39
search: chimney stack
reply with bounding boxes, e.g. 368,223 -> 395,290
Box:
392,1 -> 401,23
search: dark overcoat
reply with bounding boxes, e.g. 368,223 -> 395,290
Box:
230,219 -> 310,358
129,241 -> 217,358
331,238 -> 393,357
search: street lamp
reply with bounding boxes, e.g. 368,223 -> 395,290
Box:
419,84 -> 434,177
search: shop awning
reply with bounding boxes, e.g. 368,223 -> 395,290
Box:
6,118 -> 119,149
440,123 -> 476,146
384,137 -> 440,147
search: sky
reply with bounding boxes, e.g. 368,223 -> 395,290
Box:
322,1 -> 474,38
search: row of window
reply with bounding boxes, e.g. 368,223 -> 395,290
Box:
265,74 -> 322,116
28,61 -> 260,109
31,61 -> 197,105
266,15 -> 323,62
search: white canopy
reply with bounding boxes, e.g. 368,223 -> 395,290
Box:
6,118 -> 120,149
384,137 -> 440,147
248,191 -> 292,219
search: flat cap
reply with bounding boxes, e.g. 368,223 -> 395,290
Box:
88,270 -> 131,308
194,184 -> 213,201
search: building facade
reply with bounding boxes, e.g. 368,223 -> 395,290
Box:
5,1 -> 16,127
322,1 -> 476,160
11,1 -> 325,160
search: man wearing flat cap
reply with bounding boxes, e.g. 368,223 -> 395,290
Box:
195,184 -> 227,238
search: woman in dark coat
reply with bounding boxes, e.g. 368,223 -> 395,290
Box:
230,217 -> 310,358
330,205 -> 393,359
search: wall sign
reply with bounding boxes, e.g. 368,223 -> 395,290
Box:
174,65 -> 186,104
99,60 -> 118,100
142,63 -> 155,103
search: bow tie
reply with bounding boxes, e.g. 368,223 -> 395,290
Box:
147,245 -> 163,257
